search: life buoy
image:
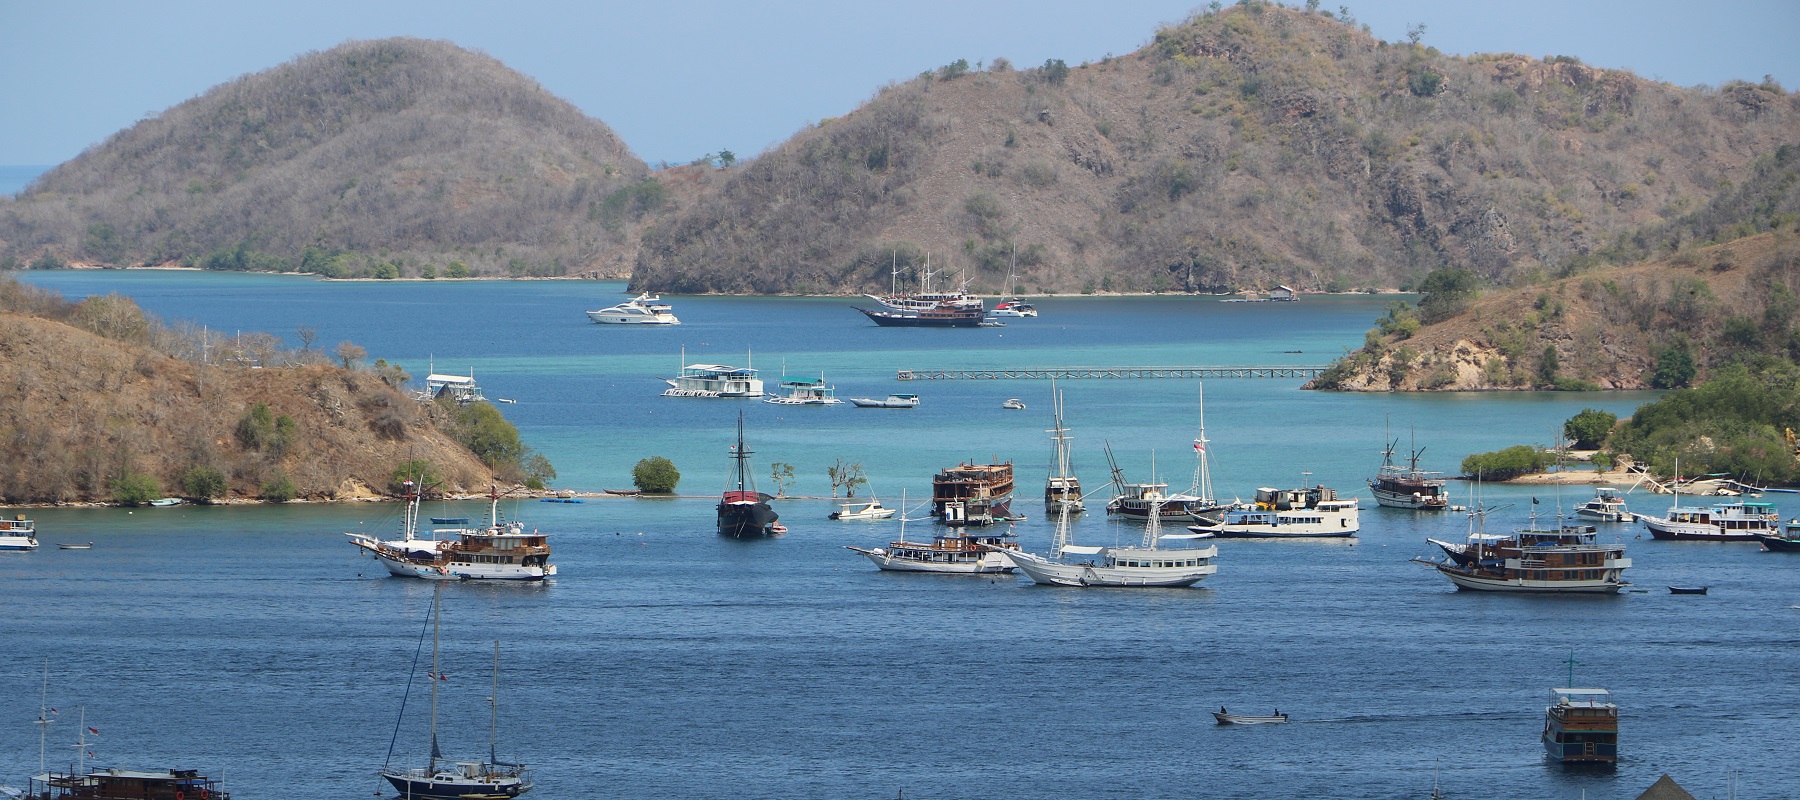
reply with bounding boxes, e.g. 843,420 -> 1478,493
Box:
436,565 -> 449,575
176,792 -> 184,800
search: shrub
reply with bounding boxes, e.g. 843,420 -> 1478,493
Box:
111,471 -> 163,506
1563,408 -> 1618,450
1416,268 -> 1479,323
261,471 -> 299,502
1461,445 -> 1555,481
1652,338 -> 1697,388
237,403 -> 299,456
1040,58 -> 1069,85
632,456 -> 680,493
180,465 -> 229,502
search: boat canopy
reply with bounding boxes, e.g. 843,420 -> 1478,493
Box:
1061,545 -> 1105,555
1160,532 -> 1214,540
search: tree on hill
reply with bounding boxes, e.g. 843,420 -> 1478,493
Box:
1563,409 -> 1618,450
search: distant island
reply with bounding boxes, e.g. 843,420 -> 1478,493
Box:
1,3 -> 1793,306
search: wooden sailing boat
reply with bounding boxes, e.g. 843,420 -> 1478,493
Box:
1043,381 -> 1082,514
380,584 -> 532,799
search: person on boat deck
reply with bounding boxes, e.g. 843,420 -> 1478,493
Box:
1220,706 -> 1227,714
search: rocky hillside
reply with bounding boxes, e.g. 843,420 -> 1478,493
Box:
0,38 -> 648,278
1308,142 -> 1800,392
0,279 -> 501,503
635,3 -> 1796,295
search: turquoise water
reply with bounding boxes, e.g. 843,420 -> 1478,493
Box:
5,270 -> 1793,799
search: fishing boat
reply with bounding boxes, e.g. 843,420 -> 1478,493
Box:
1367,438 -> 1449,510
1211,709 -> 1288,725
55,542 -> 92,550
379,585 -> 533,799
585,292 -> 679,325
1755,520 -> 1800,551
846,491 -> 1019,573
347,485 -> 557,581
718,412 -> 779,538
1574,487 -> 1634,523
1414,505 -> 1631,593
1542,687 -> 1619,764
830,497 -> 896,521
931,461 -> 1014,527
848,393 -> 919,409
1641,499 -> 1780,542
1188,485 -> 1360,539
1044,384 -> 1082,514
1,515 -> 38,550
1001,500 -> 1219,588
763,374 -> 844,406
1667,585 -> 1709,594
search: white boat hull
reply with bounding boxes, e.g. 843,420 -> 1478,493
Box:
587,312 -> 679,324
847,546 -> 1015,573
1006,548 -> 1217,587
352,536 -> 556,581
1370,488 -> 1448,510
1641,517 -> 1766,541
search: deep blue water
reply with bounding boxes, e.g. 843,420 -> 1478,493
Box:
2,271 -> 1795,799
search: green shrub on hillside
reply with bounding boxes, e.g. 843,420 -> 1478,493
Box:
181,465 -> 229,502
1461,445 -> 1554,481
453,402 -> 526,469
261,471 -> 299,502
111,471 -> 163,506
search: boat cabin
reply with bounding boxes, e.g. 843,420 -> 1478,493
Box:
425,372 -> 485,405
1543,688 -> 1619,763
665,364 -> 764,398
30,767 -> 231,800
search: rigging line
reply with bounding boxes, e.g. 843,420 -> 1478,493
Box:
383,593 -> 436,771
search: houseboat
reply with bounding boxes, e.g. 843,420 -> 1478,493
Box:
1542,687 -> 1619,764
1641,499 -> 1780,542
763,373 -> 844,406
662,363 -> 764,398
932,461 -> 1015,527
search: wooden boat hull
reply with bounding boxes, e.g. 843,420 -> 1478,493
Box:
1006,549 -> 1217,588
1212,712 -> 1288,725
1369,485 -> 1449,510
718,500 -> 779,538
846,546 -> 1016,574
1754,533 -> 1800,551
1435,564 -> 1626,593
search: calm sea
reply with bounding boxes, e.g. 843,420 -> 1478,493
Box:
2,271 -> 1793,799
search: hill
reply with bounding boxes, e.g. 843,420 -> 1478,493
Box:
0,276 -> 506,503
1307,142 -> 1800,391
633,3 -> 1797,295
0,38 -> 648,278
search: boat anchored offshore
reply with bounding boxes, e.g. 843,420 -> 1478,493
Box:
718,412 -> 779,538
662,348 -> 763,398
347,484 -> 556,581
1641,499 -> 1779,542
1414,505 -> 1631,593
848,393 -> 919,409
1002,500 -> 1219,588
1574,487 -> 1634,523
1756,519 -> 1800,551
1044,384 -> 1082,514
1368,438 -> 1449,510
586,292 -> 679,325
1542,687 -> 1619,764
763,373 -> 844,405
1,514 -> 38,550
932,461 -> 1015,527
1189,485 -> 1360,539
846,491 -> 1020,573
830,496 -> 897,521
379,585 -> 533,799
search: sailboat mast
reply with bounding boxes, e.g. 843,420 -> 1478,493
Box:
1194,383 -> 1213,503
37,661 -> 51,776
1143,496 -> 1162,549
491,641 -> 500,766
1050,504 -> 1073,560
429,583 -> 441,775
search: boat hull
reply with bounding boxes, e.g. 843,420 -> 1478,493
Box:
1370,486 -> 1449,510
855,307 -> 985,327
1434,564 -> 1626,593
1212,712 -> 1287,725
848,398 -> 918,408
846,546 -> 1016,573
1641,519 -> 1765,542
718,501 -> 779,538
1755,533 -> 1800,551
1006,549 -> 1217,588
382,770 -> 531,799
587,312 -> 679,324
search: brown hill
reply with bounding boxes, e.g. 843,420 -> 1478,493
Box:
634,3 -> 1796,295
0,281 -> 499,503
0,38 -> 648,278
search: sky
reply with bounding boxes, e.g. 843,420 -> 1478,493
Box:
2,0 -> 1796,168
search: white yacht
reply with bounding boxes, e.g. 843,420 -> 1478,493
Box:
846,491 -> 1018,573
1574,487 -> 1634,523
1002,501 -> 1219,588
0,515 -> 38,550
830,498 -> 896,521
586,292 -> 679,325
1189,485 -> 1360,538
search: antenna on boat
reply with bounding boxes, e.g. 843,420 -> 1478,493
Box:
1562,649 -> 1579,687
490,641 -> 500,768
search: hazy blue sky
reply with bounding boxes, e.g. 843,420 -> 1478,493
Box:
2,0 -> 1795,168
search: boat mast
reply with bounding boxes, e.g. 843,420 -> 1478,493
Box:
36,661 -> 52,777
429,582 -> 442,776
730,411 -> 755,494
1142,496 -> 1163,549
1046,380 -> 1074,487
1050,504 -> 1074,560
1193,383 -> 1214,504
490,641 -> 500,768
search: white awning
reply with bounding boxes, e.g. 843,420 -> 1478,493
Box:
1061,545 -> 1104,555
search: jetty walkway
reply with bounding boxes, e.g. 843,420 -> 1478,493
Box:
896,365 -> 1328,381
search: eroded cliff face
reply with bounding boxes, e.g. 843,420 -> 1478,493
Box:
1308,233 -> 1799,392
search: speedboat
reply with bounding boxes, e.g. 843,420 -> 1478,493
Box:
1212,710 -> 1288,725
830,498 -> 896,520
989,298 -> 1038,317
587,292 -> 679,325
1574,487 -> 1633,523
1002,398 -> 1026,410
0,515 -> 38,550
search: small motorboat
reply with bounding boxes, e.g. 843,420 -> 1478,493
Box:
829,499 -> 897,521
147,497 -> 182,507
57,542 -> 94,550
1213,709 -> 1289,725
769,522 -> 789,536
1002,398 -> 1027,410
848,393 -> 920,409
1668,586 -> 1709,595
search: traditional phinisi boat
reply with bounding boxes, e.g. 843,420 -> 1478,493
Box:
718,412 -> 779,538
1103,386 -> 1232,524
932,461 -> 1015,527
1367,438 -> 1449,510
1043,383 -> 1082,514
1413,504 -> 1631,593
347,484 -> 557,581
845,490 -> 1020,573
378,585 -> 533,799
1001,499 -> 1219,588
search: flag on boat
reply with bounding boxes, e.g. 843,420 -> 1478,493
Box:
1532,497 -> 1540,505
87,727 -> 99,735
1193,439 -> 1205,452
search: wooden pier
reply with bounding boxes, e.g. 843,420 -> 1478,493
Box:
895,365 -> 1328,381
